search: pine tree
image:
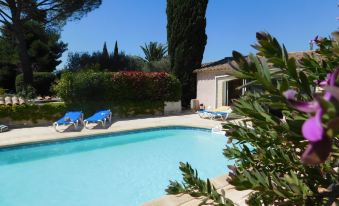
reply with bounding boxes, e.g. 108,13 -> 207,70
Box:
0,0 -> 102,88
167,0 -> 208,106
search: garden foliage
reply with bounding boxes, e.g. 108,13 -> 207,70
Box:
167,32 -> 339,205
140,42 -> 168,62
0,103 -> 66,123
65,41 -> 169,73
0,0 -> 102,87
0,20 -> 66,92
16,72 -> 56,96
54,71 -> 181,115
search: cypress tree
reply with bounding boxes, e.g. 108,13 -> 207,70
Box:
167,0 -> 208,106
112,41 -> 120,71
113,41 -> 119,57
101,42 -> 110,70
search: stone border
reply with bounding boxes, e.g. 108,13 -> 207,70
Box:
142,174 -> 252,206
0,126 -> 209,150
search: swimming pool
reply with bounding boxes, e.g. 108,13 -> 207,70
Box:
0,127 -> 228,206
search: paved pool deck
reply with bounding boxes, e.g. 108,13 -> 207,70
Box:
0,113 -> 251,205
0,113 -> 219,147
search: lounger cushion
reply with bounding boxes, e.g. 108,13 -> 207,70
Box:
55,111 -> 82,125
85,110 -> 111,123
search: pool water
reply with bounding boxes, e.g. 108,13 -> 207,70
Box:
0,127 -> 228,206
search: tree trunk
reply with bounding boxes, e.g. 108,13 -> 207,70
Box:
9,0 -> 33,89
13,23 -> 33,89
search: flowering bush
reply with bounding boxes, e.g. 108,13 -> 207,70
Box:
111,71 -> 181,102
283,68 -> 339,165
167,32 -> 339,205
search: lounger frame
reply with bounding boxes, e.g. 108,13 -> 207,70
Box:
53,113 -> 84,132
197,110 -> 230,121
84,111 -> 112,129
0,125 -> 8,133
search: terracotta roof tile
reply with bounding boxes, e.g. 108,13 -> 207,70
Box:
194,51 -> 316,74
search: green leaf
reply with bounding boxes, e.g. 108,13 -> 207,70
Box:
286,58 -> 299,81
298,71 -> 312,97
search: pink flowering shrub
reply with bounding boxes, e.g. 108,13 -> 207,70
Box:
111,71 -> 181,102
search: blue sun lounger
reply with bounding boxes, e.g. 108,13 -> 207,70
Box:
211,111 -> 230,121
84,110 -> 112,129
53,111 -> 83,132
0,125 -> 8,133
197,110 -> 230,121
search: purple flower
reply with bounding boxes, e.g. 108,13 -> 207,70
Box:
283,68 -> 339,164
227,165 -> 238,182
309,35 -> 319,44
324,86 -> 339,101
315,73 -> 331,87
301,109 -> 323,142
323,68 -> 339,101
283,90 -> 319,114
283,89 -> 323,142
301,137 -> 332,165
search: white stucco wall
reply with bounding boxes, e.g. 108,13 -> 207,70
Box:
196,71 -> 227,109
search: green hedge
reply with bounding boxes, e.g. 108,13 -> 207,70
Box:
53,71 -> 181,115
65,100 -> 164,117
0,101 -> 162,125
0,103 -> 66,123
16,72 -> 56,96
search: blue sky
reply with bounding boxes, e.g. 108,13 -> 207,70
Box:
60,0 -> 338,68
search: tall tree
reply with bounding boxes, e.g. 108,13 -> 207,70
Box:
113,41 -> 119,57
140,42 -> 167,62
0,20 -> 66,92
112,40 -> 119,71
0,0 -> 102,88
100,41 -> 109,70
20,21 -> 67,72
167,0 -> 208,106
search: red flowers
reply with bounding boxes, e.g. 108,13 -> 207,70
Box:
111,71 -> 181,102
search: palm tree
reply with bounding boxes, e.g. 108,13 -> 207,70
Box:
140,42 -> 168,62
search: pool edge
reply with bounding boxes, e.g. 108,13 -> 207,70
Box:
0,125 -> 212,150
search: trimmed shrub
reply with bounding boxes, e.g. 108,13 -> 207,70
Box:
0,65 -> 17,92
0,88 -> 5,95
111,71 -> 181,102
53,71 -> 181,115
142,58 -> 171,73
0,103 -> 66,123
16,72 -> 56,96
53,71 -> 112,104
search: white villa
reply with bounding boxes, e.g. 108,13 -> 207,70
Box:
194,51 -> 311,109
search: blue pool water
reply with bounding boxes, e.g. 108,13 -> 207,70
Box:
0,127 -> 228,206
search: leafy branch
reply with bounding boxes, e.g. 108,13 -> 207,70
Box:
166,162 -> 235,206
